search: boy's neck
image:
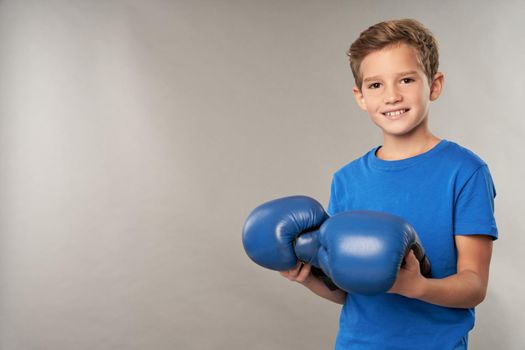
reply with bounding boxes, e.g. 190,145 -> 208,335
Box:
376,131 -> 441,161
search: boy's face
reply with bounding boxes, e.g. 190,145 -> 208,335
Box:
352,43 -> 443,138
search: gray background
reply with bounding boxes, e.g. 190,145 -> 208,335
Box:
0,0 -> 523,349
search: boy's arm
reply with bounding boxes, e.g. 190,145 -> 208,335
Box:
281,262 -> 347,305
389,234 -> 493,308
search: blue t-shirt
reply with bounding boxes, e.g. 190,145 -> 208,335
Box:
327,139 -> 498,350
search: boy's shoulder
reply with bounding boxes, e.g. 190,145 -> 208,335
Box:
439,140 -> 488,172
333,146 -> 376,176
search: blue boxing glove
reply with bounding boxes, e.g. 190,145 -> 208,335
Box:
317,210 -> 431,295
242,196 -> 339,290
242,195 -> 328,271
294,230 -> 322,267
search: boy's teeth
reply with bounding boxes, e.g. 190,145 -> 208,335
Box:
385,109 -> 406,116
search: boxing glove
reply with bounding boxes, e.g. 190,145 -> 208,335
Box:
294,230 -> 322,267
242,195 -> 329,271
317,210 -> 431,295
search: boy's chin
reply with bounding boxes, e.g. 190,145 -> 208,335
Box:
374,118 -> 428,138
372,121 -> 407,136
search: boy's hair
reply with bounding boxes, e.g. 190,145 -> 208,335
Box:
348,19 -> 439,90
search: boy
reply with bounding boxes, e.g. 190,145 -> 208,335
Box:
281,19 -> 498,349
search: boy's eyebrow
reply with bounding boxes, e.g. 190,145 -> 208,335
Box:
363,70 -> 419,83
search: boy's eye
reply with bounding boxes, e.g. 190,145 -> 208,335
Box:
368,82 -> 381,89
401,77 -> 415,83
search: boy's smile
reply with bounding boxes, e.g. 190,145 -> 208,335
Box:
352,42 -> 443,140
383,108 -> 410,120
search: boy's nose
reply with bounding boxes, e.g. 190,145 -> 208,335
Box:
384,93 -> 402,104
383,87 -> 402,104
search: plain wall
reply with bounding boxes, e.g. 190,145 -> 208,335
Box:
0,0 -> 523,349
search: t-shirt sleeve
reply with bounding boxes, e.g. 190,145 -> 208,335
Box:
454,165 -> 498,239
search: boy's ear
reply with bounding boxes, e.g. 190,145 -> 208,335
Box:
429,72 -> 445,101
352,86 -> 367,111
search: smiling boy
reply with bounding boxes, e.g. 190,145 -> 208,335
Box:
281,19 -> 498,349
354,40 -> 442,158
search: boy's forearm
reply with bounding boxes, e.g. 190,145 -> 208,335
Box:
414,270 -> 487,309
301,275 -> 347,305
